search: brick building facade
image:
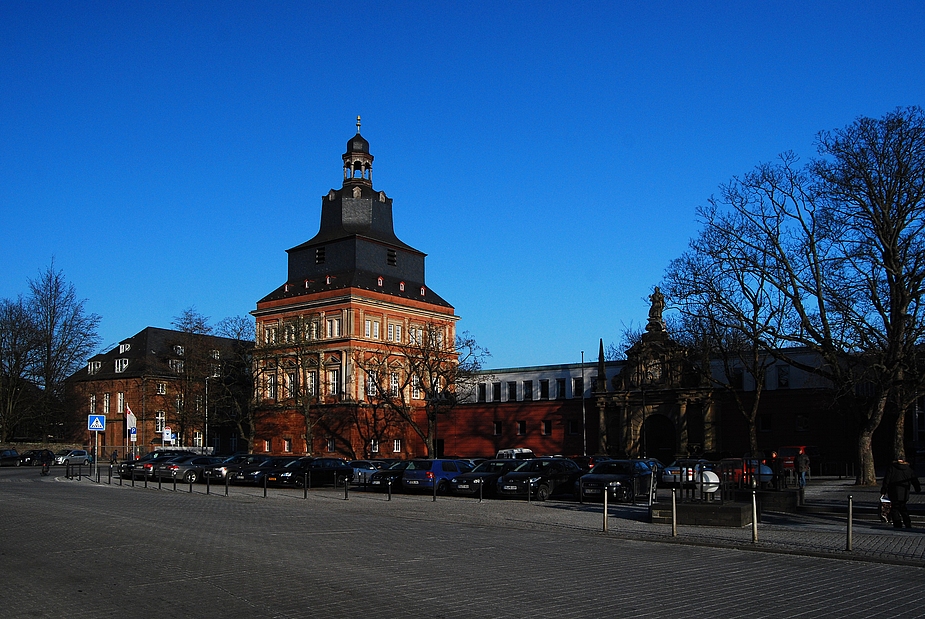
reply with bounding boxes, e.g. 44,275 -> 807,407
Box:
250,119 -> 458,459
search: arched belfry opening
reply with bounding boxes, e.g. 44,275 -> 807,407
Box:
343,115 -> 373,185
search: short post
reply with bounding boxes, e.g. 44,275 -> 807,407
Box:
263,474 -> 268,498
602,488 -> 609,532
751,490 -> 758,543
303,473 -> 308,499
108,465 -> 112,485
479,480 -> 483,503
206,472 -> 210,495
344,477 -> 349,500
432,477 -> 437,502
96,465 -> 101,484
158,472 -> 162,490
172,470 -> 177,492
671,488 -> 678,537
387,478 -> 392,501
189,474 -> 193,493
846,495 -> 853,551
77,464 -> 82,481
224,473 -> 229,497
144,473 -> 148,488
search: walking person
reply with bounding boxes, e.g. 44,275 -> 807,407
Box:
795,449 -> 810,489
881,459 -> 921,529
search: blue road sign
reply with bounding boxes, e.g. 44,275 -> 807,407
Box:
88,415 -> 106,432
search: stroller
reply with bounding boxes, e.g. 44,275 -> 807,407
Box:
879,495 -> 892,523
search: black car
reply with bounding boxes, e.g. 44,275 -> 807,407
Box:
19,449 -> 55,466
231,456 -> 300,485
449,459 -> 520,498
579,459 -> 654,503
266,457 -> 354,488
0,449 -> 21,466
153,455 -> 224,484
368,460 -> 411,491
496,457 -> 584,501
119,450 -> 196,480
204,454 -> 270,482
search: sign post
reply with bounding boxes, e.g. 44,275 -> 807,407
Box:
87,415 -> 106,477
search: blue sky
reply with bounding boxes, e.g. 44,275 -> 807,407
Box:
2,2 -> 924,369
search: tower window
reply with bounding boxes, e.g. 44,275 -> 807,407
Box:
315,247 -> 325,264
387,249 -> 397,266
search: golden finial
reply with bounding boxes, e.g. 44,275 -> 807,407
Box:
356,115 -> 361,133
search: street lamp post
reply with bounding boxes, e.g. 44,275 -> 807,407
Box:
581,351 -> 587,457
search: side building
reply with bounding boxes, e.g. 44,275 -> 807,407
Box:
66,327 -> 253,457
251,120 -> 458,459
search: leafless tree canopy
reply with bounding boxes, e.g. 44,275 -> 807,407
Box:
662,107 -> 925,484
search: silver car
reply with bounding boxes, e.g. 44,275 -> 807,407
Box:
54,449 -> 91,465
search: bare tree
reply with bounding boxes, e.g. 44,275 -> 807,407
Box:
0,297 -> 42,441
214,315 -> 259,453
671,107 -> 925,484
168,308 -> 214,446
358,325 -> 488,458
28,262 -> 101,436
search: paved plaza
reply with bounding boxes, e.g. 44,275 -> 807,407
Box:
2,466 -> 924,618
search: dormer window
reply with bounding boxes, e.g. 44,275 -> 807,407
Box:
115,358 -> 128,373
420,287 -> 426,296
174,345 -> 184,356
87,361 -> 101,375
399,282 -> 405,292
377,276 -> 383,286
119,343 -> 131,354
169,359 -> 184,373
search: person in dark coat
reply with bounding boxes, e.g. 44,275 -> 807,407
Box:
881,459 -> 921,529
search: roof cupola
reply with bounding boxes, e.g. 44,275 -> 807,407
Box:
343,115 -> 373,186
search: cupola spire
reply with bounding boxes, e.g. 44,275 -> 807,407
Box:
343,115 -> 373,187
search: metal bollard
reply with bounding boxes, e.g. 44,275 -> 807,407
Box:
263,474 -> 268,498
603,488 -> 609,532
172,471 -> 177,492
751,490 -> 758,543
344,477 -> 349,500
671,488 -> 678,537
189,474 -> 193,493
158,472 -> 162,490
206,472 -> 210,495
225,473 -> 229,497
846,495 -> 853,551
108,465 -> 112,485
479,480 -> 483,503
433,477 -> 437,502
303,473 -> 308,499
387,478 -> 392,501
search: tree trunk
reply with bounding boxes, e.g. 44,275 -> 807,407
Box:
857,392 -> 888,485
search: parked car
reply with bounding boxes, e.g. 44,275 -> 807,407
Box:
495,448 -> 535,460
203,454 -> 271,482
449,459 -> 519,498
368,460 -> 411,491
402,459 -> 474,494
54,449 -> 91,466
349,459 -> 388,484
496,457 -> 584,501
118,449 -> 196,479
231,456 -> 300,485
0,448 -> 22,466
154,455 -> 223,483
579,459 -> 654,502
266,457 -> 355,487
661,459 -> 720,493
18,449 -> 54,466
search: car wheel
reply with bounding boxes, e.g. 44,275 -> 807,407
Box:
619,486 -> 633,503
535,484 -> 550,502
185,471 -> 198,484
84,459 -> 90,466
436,480 -> 449,495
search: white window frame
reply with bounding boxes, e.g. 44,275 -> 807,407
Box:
366,370 -> 378,397
155,411 -> 166,433
103,393 -> 110,416
392,439 -> 402,453
390,372 -> 400,397
115,358 -> 128,373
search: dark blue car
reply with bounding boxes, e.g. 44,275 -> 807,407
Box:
401,459 -> 474,494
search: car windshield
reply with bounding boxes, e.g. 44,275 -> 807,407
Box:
405,461 -> 433,471
514,460 -> 552,473
386,461 -> 409,471
592,462 -> 635,475
473,460 -> 514,473
55,450 -> 70,456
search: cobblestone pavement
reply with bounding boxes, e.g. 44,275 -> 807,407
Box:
2,468 -> 924,618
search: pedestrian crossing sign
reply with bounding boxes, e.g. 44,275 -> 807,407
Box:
88,415 -> 106,432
